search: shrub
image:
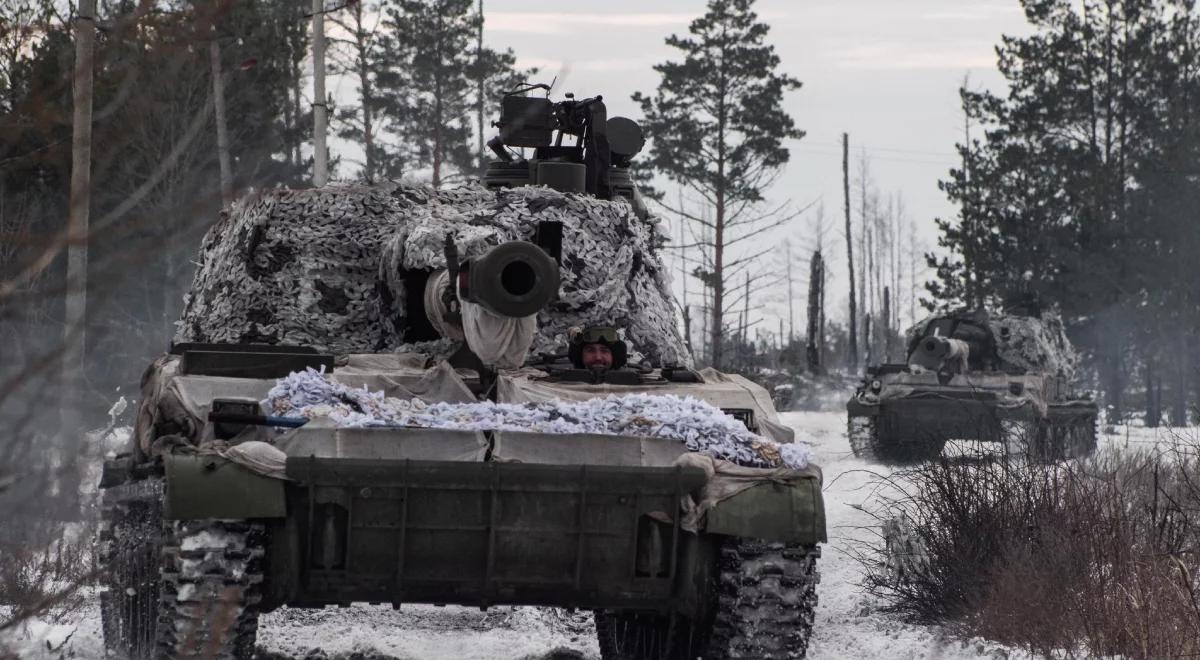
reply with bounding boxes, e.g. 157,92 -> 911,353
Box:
863,436 -> 1200,658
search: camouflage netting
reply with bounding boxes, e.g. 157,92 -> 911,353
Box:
175,182 -> 690,366
906,311 -> 1079,378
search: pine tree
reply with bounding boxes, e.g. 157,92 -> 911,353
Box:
330,0 -> 410,181
633,0 -> 802,370
383,0 -> 476,187
927,0 -> 1197,420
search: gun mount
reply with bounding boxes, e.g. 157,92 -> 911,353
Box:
484,85 -> 648,217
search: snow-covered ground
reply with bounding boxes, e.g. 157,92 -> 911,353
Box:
6,413 -> 1188,659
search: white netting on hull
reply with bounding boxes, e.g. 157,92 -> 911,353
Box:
175,182 -> 689,367
263,369 -> 812,469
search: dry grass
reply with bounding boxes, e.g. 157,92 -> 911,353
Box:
864,433 -> 1200,658
0,517 -> 94,629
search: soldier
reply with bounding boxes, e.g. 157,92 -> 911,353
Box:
568,326 -> 628,370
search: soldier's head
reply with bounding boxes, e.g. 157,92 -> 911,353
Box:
569,326 -> 628,370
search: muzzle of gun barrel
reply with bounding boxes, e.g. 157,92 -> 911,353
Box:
458,241 -> 560,318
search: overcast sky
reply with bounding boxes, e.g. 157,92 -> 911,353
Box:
328,1 -> 1034,333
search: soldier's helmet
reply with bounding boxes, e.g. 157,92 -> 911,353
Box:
568,326 -> 628,369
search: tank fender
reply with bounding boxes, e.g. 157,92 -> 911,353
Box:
704,477 -> 827,545
164,454 -> 286,520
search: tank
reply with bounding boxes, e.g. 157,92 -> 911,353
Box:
97,88 -> 826,660
846,309 -> 1098,462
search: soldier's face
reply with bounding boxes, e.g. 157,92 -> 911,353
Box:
582,343 -> 614,368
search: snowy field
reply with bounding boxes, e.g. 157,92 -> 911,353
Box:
5,412 -> 1186,659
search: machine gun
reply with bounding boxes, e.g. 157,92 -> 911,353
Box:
483,84 -> 648,216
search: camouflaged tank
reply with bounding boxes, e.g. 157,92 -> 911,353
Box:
97,90 -> 826,660
846,309 -> 1098,463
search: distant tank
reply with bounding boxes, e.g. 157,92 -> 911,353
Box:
846,309 -> 1098,462
97,86 -> 826,659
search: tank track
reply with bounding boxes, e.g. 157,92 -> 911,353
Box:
848,415 -> 944,463
1002,410 -> 1098,462
596,540 -> 820,659
98,478 -> 164,659
156,518 -> 266,659
847,415 -> 878,460
98,476 -> 265,659
707,539 -> 821,659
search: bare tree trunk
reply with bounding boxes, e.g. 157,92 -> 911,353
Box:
1145,354 -> 1160,428
818,253 -> 826,367
883,286 -> 892,363
909,217 -> 918,323
806,250 -> 823,374
843,133 -> 857,370
858,154 -> 869,367
959,76 -> 984,310
863,313 -> 872,367
682,305 -> 692,354
786,241 -> 794,343
741,272 -> 750,366
59,0 -> 96,513
312,0 -> 328,186
1172,329 -> 1189,426
292,61 -> 303,169
476,0 -> 485,177
710,174 -> 726,370
433,77 -> 444,187
209,37 -> 233,206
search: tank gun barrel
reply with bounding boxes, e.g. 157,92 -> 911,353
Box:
908,335 -> 970,373
457,240 -> 559,318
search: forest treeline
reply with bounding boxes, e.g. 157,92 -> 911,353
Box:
0,0 -> 527,422
930,0 -> 1200,426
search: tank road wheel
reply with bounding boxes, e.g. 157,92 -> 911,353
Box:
850,415 -> 943,464
707,539 -> 821,659
881,514 -> 928,587
848,415 -> 879,460
156,519 -> 266,659
1070,412 -> 1099,457
1052,409 -> 1099,460
1000,418 -> 1040,459
99,479 -> 164,660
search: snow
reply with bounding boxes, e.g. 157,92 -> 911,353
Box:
785,411 -> 1021,660
8,413 -> 1187,659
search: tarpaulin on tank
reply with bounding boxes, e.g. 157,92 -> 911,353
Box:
136,353 -> 475,453
174,182 -> 689,367
674,453 -> 824,542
